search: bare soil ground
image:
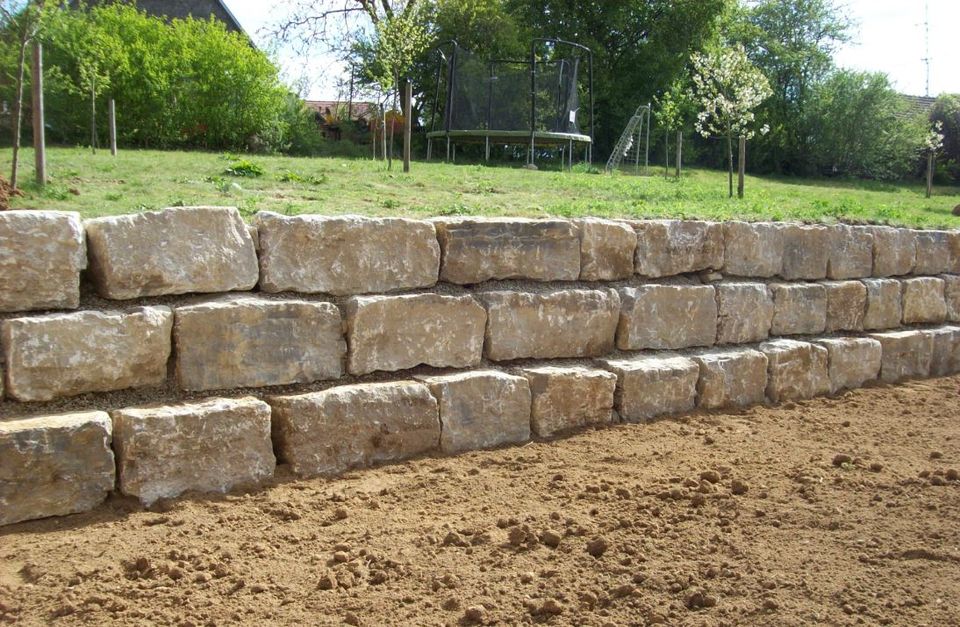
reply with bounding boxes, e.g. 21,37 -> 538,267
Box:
2,377 -> 959,627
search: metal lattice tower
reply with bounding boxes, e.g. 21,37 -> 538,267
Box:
605,103 -> 651,174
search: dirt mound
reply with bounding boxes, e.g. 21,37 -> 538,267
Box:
1,377 -> 959,625
0,175 -> 23,211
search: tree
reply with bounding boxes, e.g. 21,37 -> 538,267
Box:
654,77 -> 694,177
691,44 -> 771,197
930,94 -> 960,184
730,0 -> 851,174
1,0 -> 44,189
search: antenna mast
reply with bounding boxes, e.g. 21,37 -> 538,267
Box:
922,0 -> 931,97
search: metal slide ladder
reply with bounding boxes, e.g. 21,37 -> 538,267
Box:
605,103 -> 651,173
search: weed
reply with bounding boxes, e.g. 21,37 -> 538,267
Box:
224,159 -> 265,177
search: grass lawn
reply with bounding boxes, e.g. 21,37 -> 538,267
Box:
3,146 -> 959,227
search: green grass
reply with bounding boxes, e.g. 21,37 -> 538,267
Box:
3,146 -> 960,227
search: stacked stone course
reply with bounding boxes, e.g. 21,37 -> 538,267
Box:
3,207 -> 960,526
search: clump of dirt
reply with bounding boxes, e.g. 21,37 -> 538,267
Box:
0,175 -> 22,211
1,376 -> 959,625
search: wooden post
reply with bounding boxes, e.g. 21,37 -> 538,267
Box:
90,77 -> 97,154
31,39 -> 46,186
109,99 -> 117,156
926,153 -> 934,199
381,104 -> 387,167
402,80 -> 412,173
675,130 -> 682,178
737,136 -> 746,199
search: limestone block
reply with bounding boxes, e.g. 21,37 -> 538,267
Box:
85,206 -> 258,299
346,294 -> 485,375
827,225 -> 874,279
419,370 -> 531,454
598,355 -> 699,422
901,277 -> 946,324
0,412 -> 114,527
633,220 -> 724,278
255,213 -> 440,295
925,326 -> 960,377
862,278 -> 903,330
112,397 -> 275,505
779,224 -> 830,280
575,218 -> 636,280
0,211 -> 86,313
1,307 -> 172,402
174,296 -> 345,391
914,230 -> 953,275
759,339 -> 831,403
769,283 -> 827,336
268,382 -> 439,477
691,348 -> 768,409
822,280 -> 867,332
868,330 -> 933,383
942,274 -> 960,322
721,221 -> 784,278
520,366 -> 617,437
617,284 -> 716,350
433,218 -> 579,284
865,226 -> 916,277
715,282 -> 774,344
480,289 -> 620,361
815,337 -> 882,393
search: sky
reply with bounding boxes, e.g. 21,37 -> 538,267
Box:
223,0 -> 960,101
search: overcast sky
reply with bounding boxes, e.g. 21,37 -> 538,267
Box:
224,0 -> 960,100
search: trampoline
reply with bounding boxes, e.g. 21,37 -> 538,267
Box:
426,39 -> 594,168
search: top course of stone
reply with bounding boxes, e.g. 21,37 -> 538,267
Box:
2,207 -> 960,313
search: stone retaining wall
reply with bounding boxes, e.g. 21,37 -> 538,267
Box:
2,207 -> 960,526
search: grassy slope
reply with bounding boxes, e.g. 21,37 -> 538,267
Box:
3,146 -> 959,227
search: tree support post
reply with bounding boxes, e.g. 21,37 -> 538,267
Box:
109,99 -> 117,156
675,130 -> 682,178
738,136 -> 746,199
926,153 -> 934,199
31,39 -> 46,186
402,80 -> 412,173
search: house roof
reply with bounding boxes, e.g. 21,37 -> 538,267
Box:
79,0 -> 247,35
900,94 -> 937,118
305,100 -> 379,120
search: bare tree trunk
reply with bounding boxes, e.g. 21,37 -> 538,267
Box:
402,79 -> 411,173
738,136 -> 746,199
10,38 -> 28,189
31,39 -> 46,186
727,132 -> 733,198
926,153 -> 934,199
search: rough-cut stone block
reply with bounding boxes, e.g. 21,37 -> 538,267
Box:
346,294 -> 485,375
770,283 -> 827,336
1,307 -> 172,402
575,218 -> 636,280
901,277 -> 946,324
0,412 -> 114,527
942,274 -> 960,322
480,289 -> 620,361
862,278 -> 903,330
722,221 -> 784,278
779,224 -> 830,280
419,370 -> 531,454
869,330 -> 933,383
716,282 -> 774,344
112,397 -> 275,505
865,226 -> 916,277
254,213 -> 440,295
433,218 -> 579,284
617,285 -> 716,350
174,296 -> 345,391
85,206 -> 258,299
599,355 -> 699,422
759,339 -> 830,403
822,280 -> 867,332
914,230 -> 953,275
268,382 -> 439,477
520,366 -> 617,437
692,349 -> 768,409
633,220 -> 723,278
925,326 -> 960,377
827,225 -> 874,279
0,211 -> 86,313
815,337 -> 882,393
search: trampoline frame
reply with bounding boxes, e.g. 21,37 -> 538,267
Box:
426,39 -> 594,168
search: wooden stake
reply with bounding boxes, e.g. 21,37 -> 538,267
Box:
926,153 -> 934,199
109,99 -> 117,156
90,77 -> 97,154
737,136 -> 746,199
403,80 -> 412,173
675,130 -> 682,178
31,39 -> 46,185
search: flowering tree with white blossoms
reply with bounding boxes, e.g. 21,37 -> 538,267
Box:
691,45 -> 772,198
924,121 -> 945,198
